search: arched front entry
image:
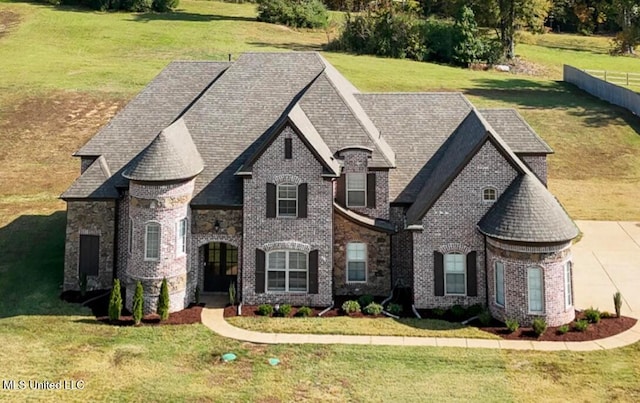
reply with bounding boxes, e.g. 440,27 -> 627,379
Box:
203,242 -> 238,292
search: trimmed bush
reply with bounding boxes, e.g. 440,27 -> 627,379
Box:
157,278 -> 169,321
364,302 -> 383,315
257,0 -> 329,29
574,319 -> 589,332
386,303 -> 402,316
432,308 -> 446,317
450,305 -> 466,319
584,307 -> 601,324
342,300 -> 361,314
296,306 -> 313,317
614,291 -> 622,318
133,281 -> 144,326
228,281 -> 236,306
358,294 -> 374,308
467,303 -> 483,317
275,304 -> 292,317
108,279 -> 122,323
532,318 -> 547,337
478,310 -> 492,326
152,0 -> 179,12
557,324 -> 570,335
257,304 -> 274,316
505,319 -> 519,333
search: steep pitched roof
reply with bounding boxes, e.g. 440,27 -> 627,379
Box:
123,119 -> 204,181
404,109 -> 526,225
479,109 -> 553,154
62,156 -> 117,199
478,174 -> 579,243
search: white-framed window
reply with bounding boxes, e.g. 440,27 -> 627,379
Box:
267,250 -> 307,292
128,218 -> 134,254
346,243 -> 367,283
277,183 -> 297,217
346,173 -> 366,208
144,222 -> 161,261
564,261 -> 573,308
495,261 -> 505,307
445,253 -> 466,295
483,187 -> 497,202
527,267 -> 544,313
176,218 -> 187,256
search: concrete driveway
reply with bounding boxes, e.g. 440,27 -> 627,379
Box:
573,221 -> 640,318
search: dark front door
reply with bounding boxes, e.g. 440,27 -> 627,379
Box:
203,242 -> 238,292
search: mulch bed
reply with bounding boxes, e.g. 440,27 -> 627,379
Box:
60,290 -> 203,326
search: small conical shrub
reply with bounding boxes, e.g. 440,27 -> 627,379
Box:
133,281 -> 144,326
157,278 -> 169,321
108,279 -> 122,323
614,291 -> 623,318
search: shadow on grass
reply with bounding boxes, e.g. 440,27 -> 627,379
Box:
247,41 -> 324,52
465,78 -> 640,134
0,211 -> 89,318
130,10 -> 255,23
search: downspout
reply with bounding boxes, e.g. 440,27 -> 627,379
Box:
484,235 -> 489,308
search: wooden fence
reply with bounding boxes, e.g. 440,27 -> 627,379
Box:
584,70 -> 640,88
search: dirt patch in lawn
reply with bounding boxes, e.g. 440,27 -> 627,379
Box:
61,290 -> 203,326
0,10 -> 21,39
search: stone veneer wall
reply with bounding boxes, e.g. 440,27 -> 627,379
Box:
389,206 -> 413,288
333,213 -> 391,296
413,141 -> 518,309
242,125 -> 333,307
189,208 -> 243,300
486,238 -> 574,327
340,150 -> 389,219
520,155 -> 548,185
125,180 -> 194,314
64,201 -> 116,291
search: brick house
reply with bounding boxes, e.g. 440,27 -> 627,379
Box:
61,52 -> 578,326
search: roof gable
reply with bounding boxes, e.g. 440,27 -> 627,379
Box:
61,156 -> 118,199
479,109 -> 553,154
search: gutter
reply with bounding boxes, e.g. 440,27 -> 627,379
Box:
318,300 -> 334,317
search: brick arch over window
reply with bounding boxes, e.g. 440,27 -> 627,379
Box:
271,174 -> 303,186
261,240 -> 311,253
435,243 -> 474,255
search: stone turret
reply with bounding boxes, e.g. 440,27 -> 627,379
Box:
122,119 -> 203,314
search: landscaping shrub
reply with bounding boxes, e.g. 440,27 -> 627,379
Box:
614,291 -> 622,318
432,308 -> 446,317
257,0 -> 329,29
450,304 -> 466,320
574,319 -> 589,332
532,318 -> 547,337
296,306 -> 313,317
157,278 -> 169,321
364,302 -> 383,315
601,311 -> 614,319
584,307 -> 601,324
257,304 -> 274,316
228,281 -> 236,306
505,319 -> 519,333
478,310 -> 492,326
466,303 -> 483,317
152,0 -> 179,12
108,279 -> 122,323
557,324 -> 570,335
358,294 -> 374,308
342,300 -> 361,314
133,281 -> 144,326
386,303 -> 402,316
275,304 -> 292,317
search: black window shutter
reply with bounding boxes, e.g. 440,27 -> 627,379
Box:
434,251 -> 444,296
466,251 -> 478,297
298,183 -> 308,218
255,249 -> 265,293
367,172 -> 376,208
79,235 -> 99,276
284,138 -> 292,159
308,250 -> 319,294
266,183 -> 276,218
336,174 -> 346,205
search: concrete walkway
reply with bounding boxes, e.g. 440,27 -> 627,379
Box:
201,221 -> 640,351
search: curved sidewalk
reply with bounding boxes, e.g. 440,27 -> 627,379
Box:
201,304 -> 640,352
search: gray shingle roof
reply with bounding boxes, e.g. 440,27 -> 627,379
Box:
123,119 -> 204,181
61,156 -> 118,199
479,109 -> 553,154
478,174 -> 579,243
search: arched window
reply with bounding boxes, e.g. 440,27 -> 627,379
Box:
527,267 -> 544,313
277,183 -> 297,217
564,262 -> 573,308
145,222 -> 161,261
267,250 -> 308,292
495,261 -> 505,307
483,187 -> 497,202
176,218 -> 187,256
128,218 -> 134,254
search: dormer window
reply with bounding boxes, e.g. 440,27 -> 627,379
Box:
346,173 -> 366,208
483,187 -> 497,202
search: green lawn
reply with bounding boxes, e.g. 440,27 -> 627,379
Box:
1,2 -> 640,399
226,316 -> 500,339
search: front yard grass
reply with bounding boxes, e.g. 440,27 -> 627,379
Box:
226,316 -> 500,339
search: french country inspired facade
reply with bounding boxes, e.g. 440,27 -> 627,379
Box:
62,52 -> 578,326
